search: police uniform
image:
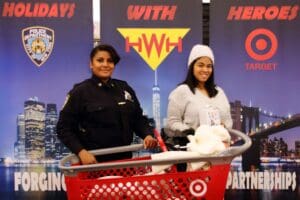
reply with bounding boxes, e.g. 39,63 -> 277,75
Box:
57,75 -> 153,161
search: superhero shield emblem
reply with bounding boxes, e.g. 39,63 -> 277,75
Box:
22,26 -> 55,67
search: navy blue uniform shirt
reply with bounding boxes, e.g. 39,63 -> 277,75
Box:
57,75 -> 153,161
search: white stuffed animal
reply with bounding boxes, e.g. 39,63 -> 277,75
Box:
149,125 -> 231,173
186,125 -> 231,171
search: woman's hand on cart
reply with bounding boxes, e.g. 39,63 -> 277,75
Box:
143,135 -> 158,149
78,149 -> 97,165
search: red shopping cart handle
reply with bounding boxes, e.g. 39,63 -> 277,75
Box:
154,129 -> 168,152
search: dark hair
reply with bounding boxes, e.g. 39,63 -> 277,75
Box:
90,44 -> 120,64
181,59 -> 218,97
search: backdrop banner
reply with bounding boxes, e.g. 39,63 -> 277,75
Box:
0,0 -> 93,199
210,0 -> 300,199
100,0 -> 203,132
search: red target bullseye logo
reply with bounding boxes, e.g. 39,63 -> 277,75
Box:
245,28 -> 278,61
189,179 -> 207,197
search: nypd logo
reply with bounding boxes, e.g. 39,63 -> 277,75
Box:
22,26 -> 54,67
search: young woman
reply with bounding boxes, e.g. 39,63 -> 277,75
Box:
164,44 -> 232,146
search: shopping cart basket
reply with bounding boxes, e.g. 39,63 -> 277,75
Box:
59,129 -> 251,200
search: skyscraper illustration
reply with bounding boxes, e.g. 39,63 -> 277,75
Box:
15,98 -> 70,161
24,97 -> 45,160
14,114 -> 25,160
152,70 -> 161,131
45,104 -> 58,159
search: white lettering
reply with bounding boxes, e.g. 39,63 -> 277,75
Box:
47,172 -> 52,191
14,172 -> 22,191
270,172 -> 274,189
14,172 -> 66,191
251,172 -> 257,189
292,173 -> 296,190
232,171 -> 239,189
239,171 -> 245,189
245,172 -> 251,188
257,172 -> 264,189
22,172 -> 31,191
263,171 -> 270,190
226,171 -> 297,191
39,172 -> 47,191
274,172 -> 281,189
30,172 -> 39,191
53,172 -> 61,191
61,175 -> 66,191
226,172 -> 232,189
285,172 -> 292,190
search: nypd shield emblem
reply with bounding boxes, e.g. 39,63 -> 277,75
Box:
22,26 -> 54,67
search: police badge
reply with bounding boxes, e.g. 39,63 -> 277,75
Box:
22,26 -> 55,67
124,90 -> 134,102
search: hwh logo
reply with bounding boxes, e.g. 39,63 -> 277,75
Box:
125,33 -> 182,58
118,28 -> 190,70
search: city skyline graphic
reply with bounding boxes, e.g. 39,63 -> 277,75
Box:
1,43 -> 299,159
14,97 -> 69,162
10,89 -> 299,162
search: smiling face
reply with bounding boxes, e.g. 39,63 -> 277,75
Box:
90,50 -> 115,82
193,56 -> 213,86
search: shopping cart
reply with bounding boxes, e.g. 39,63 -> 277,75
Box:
59,129 -> 251,200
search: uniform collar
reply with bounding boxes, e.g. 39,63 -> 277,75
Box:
91,75 -> 114,88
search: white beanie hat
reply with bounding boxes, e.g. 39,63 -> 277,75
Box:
187,44 -> 214,67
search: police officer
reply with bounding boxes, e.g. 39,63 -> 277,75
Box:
57,44 -> 157,165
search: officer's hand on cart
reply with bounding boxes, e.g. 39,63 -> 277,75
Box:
143,135 -> 158,149
78,149 -> 97,165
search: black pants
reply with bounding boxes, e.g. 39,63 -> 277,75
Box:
171,137 -> 189,172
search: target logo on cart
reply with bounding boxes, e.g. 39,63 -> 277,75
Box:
189,179 -> 207,197
245,28 -> 278,61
